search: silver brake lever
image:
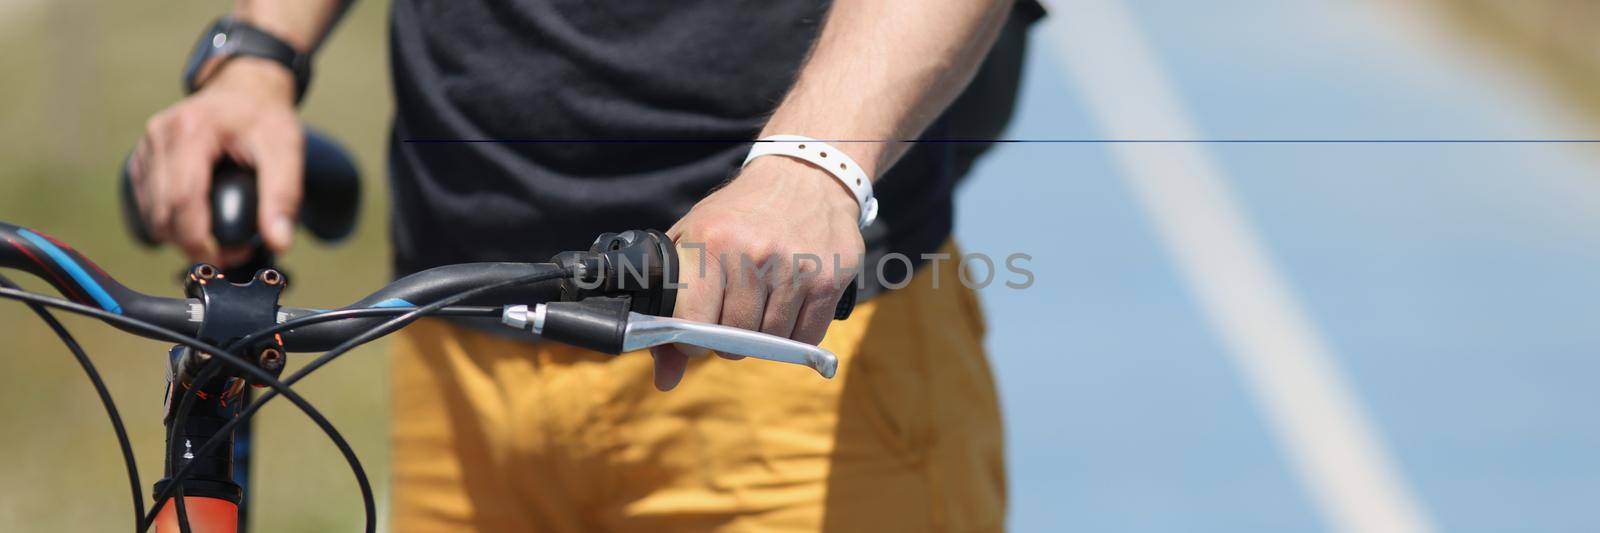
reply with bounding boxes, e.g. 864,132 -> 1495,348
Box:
503,304 -> 838,378
622,312 -> 838,378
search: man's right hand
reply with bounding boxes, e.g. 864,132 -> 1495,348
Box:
129,58 -> 303,265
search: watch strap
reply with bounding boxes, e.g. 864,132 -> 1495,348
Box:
186,17 -> 311,104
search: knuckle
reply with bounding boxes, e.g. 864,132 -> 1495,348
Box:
804,277 -> 840,300
796,255 -> 822,273
168,111 -> 202,138
696,221 -> 738,248
142,115 -> 165,139
809,275 -> 834,293
174,106 -> 223,140
728,231 -> 775,258
163,109 -> 190,132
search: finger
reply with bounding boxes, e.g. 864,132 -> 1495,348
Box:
719,252 -> 769,330
139,122 -> 174,243
144,161 -> 173,244
649,345 -> 690,391
716,252 -> 772,360
758,262 -> 803,340
161,120 -> 223,262
129,138 -> 156,235
790,288 -> 845,347
670,235 -> 725,322
171,193 -> 217,264
250,125 -> 303,254
669,237 -> 729,359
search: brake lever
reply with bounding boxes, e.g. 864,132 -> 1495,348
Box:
621,312 -> 838,378
503,303 -> 837,378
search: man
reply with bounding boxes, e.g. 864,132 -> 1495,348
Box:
131,0 -> 1042,530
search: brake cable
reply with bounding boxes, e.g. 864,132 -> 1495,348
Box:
0,274 -> 143,532
228,305 -> 500,351
0,286 -> 373,533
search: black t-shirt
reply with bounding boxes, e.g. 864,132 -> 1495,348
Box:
388,0 -> 1042,296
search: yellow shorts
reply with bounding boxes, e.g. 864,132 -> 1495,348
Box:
389,243 -> 1006,532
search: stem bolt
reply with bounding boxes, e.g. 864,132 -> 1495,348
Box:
259,347 -> 284,373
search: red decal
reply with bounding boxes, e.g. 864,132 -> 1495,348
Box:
4,235 -> 87,304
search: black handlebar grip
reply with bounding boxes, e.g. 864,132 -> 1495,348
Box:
299,129 -> 361,242
834,283 -> 857,320
119,127 -> 361,248
209,162 -> 258,247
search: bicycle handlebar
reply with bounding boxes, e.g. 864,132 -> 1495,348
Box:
0,221 -> 847,376
0,221 -> 193,331
0,220 -> 566,350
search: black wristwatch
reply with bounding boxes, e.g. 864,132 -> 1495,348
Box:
183,17 -> 312,104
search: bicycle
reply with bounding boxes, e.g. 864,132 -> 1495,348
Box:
0,130 -> 848,533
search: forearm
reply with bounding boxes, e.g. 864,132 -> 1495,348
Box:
759,0 -> 1015,179
231,0 -> 352,53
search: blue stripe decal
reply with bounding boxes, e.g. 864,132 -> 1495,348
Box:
17,229 -> 122,314
370,298 -> 414,309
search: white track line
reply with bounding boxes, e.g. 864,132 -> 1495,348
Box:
1037,1 -> 1435,532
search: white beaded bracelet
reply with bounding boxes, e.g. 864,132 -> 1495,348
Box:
743,135 -> 879,229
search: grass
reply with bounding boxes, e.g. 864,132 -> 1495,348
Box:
1,1 -> 397,530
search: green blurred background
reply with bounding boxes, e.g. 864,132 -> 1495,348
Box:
1,1 -> 394,530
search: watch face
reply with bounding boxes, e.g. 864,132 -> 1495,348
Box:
182,19 -> 228,92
